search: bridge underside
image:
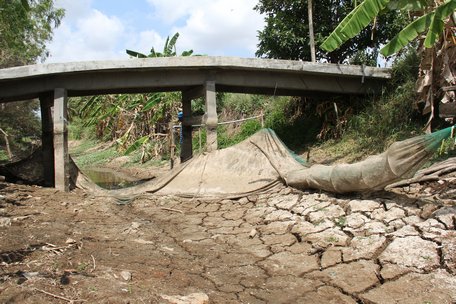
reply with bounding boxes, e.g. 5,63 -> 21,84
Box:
0,57 -> 391,191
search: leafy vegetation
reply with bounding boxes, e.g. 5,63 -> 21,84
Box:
71,144 -> 120,168
254,0 -> 407,63
69,33 -> 191,163
0,0 -> 64,68
321,0 -> 456,57
126,32 -> 193,58
0,0 -> 64,162
0,101 -> 42,162
320,0 -> 456,130
217,120 -> 263,149
311,49 -> 424,162
69,91 -> 180,162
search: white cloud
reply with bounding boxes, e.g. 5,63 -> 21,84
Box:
54,0 -> 92,22
147,0 -> 264,57
125,30 -> 166,57
146,0 -> 195,24
47,8 -> 126,62
77,10 -> 124,51
46,0 -> 264,63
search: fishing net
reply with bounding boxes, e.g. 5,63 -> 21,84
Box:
76,129 -> 305,199
286,127 -> 454,193
75,126 -> 455,198
2,127 -> 453,198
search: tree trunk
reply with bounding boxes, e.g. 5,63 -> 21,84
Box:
308,0 -> 316,62
0,128 -> 13,161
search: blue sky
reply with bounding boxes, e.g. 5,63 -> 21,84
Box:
47,0 -> 265,63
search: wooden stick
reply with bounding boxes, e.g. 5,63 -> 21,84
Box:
34,288 -> 85,303
90,254 -> 96,272
160,207 -> 184,214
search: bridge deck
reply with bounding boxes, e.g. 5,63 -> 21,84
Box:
0,56 -> 390,103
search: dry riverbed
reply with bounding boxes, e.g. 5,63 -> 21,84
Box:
0,178 -> 455,303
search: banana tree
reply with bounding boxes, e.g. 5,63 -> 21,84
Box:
122,33 -> 193,160
321,0 -> 456,57
70,33 -> 194,162
126,32 -> 193,58
321,0 -> 456,130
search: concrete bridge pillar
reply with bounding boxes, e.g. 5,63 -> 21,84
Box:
180,92 -> 193,163
39,93 -> 54,187
53,88 -> 69,192
180,81 -> 218,161
204,81 -> 218,152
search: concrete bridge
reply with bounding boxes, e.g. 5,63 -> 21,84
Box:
0,56 -> 390,191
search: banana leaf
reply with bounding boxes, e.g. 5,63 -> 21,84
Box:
149,47 -> 160,57
424,0 -> 456,48
80,96 -> 99,116
380,12 -> 433,56
142,94 -> 162,112
181,50 -> 194,57
124,136 -> 150,155
387,0 -> 427,10
165,33 -> 179,56
126,49 -> 147,58
321,0 -> 390,52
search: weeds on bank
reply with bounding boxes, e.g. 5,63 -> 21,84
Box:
69,139 -> 98,157
310,50 -> 423,162
71,144 -> 120,168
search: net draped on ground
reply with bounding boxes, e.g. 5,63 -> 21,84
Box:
75,127 -> 454,199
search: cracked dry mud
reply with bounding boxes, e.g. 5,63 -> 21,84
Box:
0,182 -> 455,303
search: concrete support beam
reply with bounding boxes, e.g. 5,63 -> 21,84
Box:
183,86 -> 204,101
181,115 -> 204,127
204,81 -> 218,152
180,91 -> 193,163
53,88 -> 69,191
39,93 -> 54,187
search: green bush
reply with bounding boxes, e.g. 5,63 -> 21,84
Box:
191,127 -> 206,153
221,94 -> 265,116
265,97 -> 321,150
347,81 -> 419,149
217,119 -> 262,149
0,149 -> 9,162
72,146 -> 120,168
344,50 -> 422,152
